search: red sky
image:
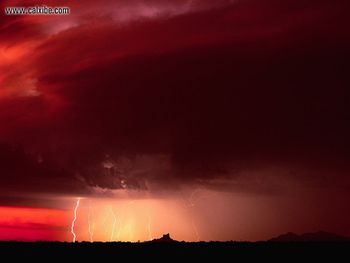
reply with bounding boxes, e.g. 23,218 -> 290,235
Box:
0,0 -> 349,242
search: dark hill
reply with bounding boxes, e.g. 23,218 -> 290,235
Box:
270,231 -> 349,242
149,233 -> 177,243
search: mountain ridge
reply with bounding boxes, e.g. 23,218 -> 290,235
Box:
269,231 -> 349,242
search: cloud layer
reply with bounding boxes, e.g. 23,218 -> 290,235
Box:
0,0 -> 349,198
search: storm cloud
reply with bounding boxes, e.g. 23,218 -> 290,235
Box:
0,0 -> 349,199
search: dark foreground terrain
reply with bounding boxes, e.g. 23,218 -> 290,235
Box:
1,241 -> 349,260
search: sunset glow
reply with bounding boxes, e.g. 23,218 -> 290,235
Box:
0,206 -> 70,241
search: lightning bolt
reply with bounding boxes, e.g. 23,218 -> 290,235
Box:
189,190 -> 201,241
110,208 -> 117,242
116,216 -> 123,240
189,189 -> 200,207
147,214 -> 153,241
179,190 -> 202,242
191,218 -> 200,242
71,198 -> 81,243
102,207 -> 111,238
88,203 -> 94,243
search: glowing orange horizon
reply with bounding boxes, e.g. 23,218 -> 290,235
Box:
0,196 -> 206,242
67,197 -> 202,243
0,206 -> 71,241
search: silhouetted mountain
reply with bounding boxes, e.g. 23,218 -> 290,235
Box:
270,231 -> 349,242
270,232 -> 300,242
149,233 -> 177,243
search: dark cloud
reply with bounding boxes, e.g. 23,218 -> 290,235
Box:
0,144 -> 83,194
0,0 -> 349,198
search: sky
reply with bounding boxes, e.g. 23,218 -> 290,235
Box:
0,0 -> 349,242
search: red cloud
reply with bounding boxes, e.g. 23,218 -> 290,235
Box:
0,0 -> 349,197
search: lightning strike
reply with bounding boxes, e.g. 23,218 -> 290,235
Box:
147,214 -> 153,241
180,190 -> 202,242
71,198 -> 81,243
110,208 -> 117,242
191,218 -> 200,242
88,204 -> 94,243
102,207 -> 111,238
189,189 -> 200,207
116,217 -> 123,240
